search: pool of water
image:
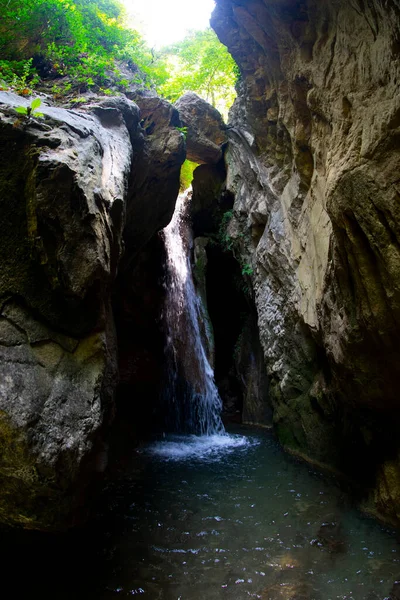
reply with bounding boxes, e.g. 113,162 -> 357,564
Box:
2,428 -> 399,599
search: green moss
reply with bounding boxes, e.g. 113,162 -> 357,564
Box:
0,409 -> 88,531
0,411 -> 41,527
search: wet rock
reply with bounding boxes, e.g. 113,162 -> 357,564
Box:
0,90 -> 183,529
190,160 -> 227,236
175,92 -> 227,164
234,313 -> 272,427
390,581 -> 400,599
193,236 -> 216,368
123,95 -> 185,266
211,0 -> 400,524
113,235 -> 167,443
311,517 -> 347,554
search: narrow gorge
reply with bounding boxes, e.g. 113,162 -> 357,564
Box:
0,0 -> 400,598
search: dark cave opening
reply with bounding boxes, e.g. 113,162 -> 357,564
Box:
205,243 -> 249,421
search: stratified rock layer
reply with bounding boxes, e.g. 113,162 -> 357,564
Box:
211,0 -> 400,524
0,91 -> 184,529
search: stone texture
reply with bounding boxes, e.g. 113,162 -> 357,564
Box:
113,235 -> 167,442
234,313 -> 272,427
175,92 -> 228,164
193,236 -> 215,368
123,95 -> 185,265
211,0 -> 400,524
0,90 -> 184,529
190,161 -> 228,236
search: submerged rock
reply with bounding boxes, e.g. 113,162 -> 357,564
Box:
312,517 -> 347,554
261,581 -> 313,600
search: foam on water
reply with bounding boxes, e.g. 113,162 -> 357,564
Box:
146,433 -> 257,461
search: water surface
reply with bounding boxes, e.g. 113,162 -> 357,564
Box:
92,428 -> 400,599
2,428 -> 399,599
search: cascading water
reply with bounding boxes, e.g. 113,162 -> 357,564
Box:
161,190 -> 224,436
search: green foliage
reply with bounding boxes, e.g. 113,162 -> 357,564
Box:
180,159 -> 198,191
241,263 -> 253,276
218,210 -> 234,252
0,0 -> 167,93
0,1 -> 237,112
158,29 -> 237,118
176,126 -> 188,138
0,58 -> 39,93
15,98 -> 44,118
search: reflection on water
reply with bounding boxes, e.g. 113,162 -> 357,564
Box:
1,428 -> 399,600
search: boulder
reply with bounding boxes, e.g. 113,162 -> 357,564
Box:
190,161 -> 227,236
123,95 -> 185,267
175,92 -> 227,164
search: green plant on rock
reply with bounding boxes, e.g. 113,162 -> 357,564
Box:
15,98 -> 44,119
241,263 -> 253,276
0,58 -> 38,94
218,210 -> 234,252
176,126 -> 188,139
69,96 -> 88,104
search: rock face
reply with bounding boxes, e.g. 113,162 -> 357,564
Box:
175,92 -> 228,164
211,0 -> 400,524
0,91 -> 184,529
123,95 -> 185,265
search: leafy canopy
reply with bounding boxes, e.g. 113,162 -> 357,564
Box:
0,0 -> 166,91
0,1 -> 237,115
159,29 -> 237,118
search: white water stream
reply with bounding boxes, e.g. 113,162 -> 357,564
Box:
161,191 -> 224,437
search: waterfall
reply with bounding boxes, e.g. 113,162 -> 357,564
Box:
161,190 -> 224,436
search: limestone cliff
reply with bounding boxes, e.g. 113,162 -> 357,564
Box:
211,0 -> 400,524
0,91 -> 184,529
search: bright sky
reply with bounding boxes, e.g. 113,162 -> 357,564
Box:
123,0 -> 216,48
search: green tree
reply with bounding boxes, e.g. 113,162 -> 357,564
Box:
0,2 -> 236,109
0,0 -> 167,92
159,28 -> 237,118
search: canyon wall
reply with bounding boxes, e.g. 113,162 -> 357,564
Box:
211,0 -> 400,524
0,91 -> 184,529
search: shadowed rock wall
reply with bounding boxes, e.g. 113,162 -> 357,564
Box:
211,0 -> 400,524
0,91 -> 184,529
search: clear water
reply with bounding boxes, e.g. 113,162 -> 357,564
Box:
87,429 -> 399,600
3,196 -> 398,598
2,427 -> 399,599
